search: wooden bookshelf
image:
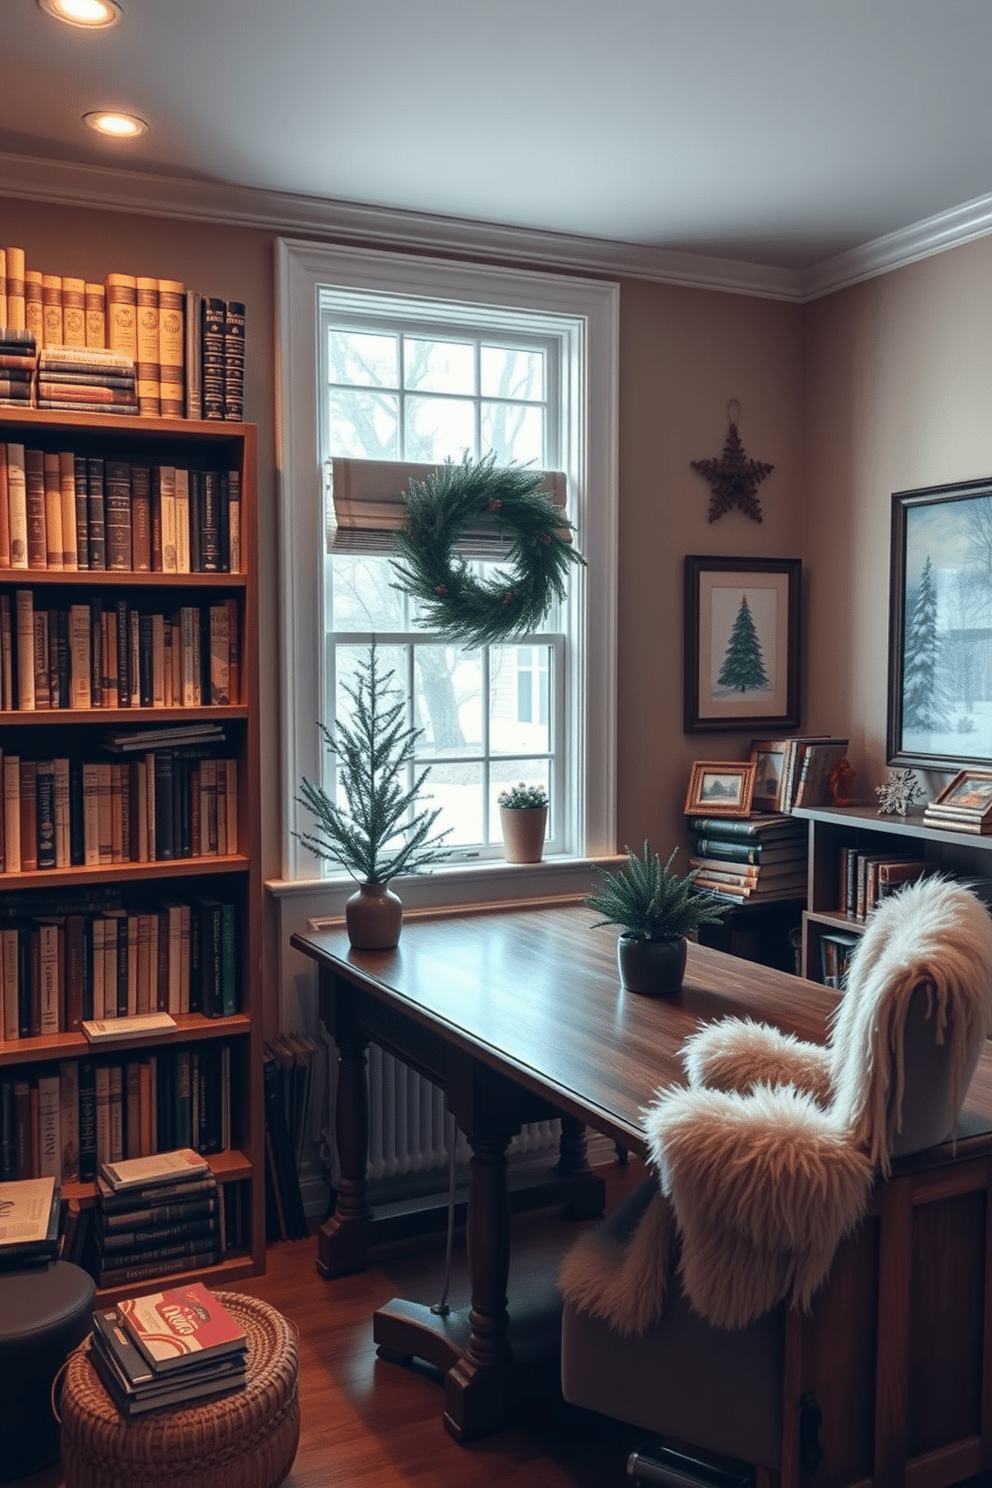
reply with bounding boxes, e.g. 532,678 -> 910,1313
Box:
792,801 -> 992,982
0,406 -> 264,1293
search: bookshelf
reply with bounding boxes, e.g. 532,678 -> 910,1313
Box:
791,802 -> 992,984
0,406 -> 263,1300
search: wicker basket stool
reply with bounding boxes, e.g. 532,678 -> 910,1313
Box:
59,1290 -> 300,1488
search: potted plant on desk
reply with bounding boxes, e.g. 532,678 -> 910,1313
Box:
586,842 -> 727,995
295,643 -> 451,949
497,782 -> 549,863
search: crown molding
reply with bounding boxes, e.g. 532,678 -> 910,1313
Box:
4,149 -> 992,304
0,149 -> 802,301
799,188 -> 992,300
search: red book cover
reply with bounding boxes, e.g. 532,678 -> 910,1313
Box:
117,1282 -> 246,1374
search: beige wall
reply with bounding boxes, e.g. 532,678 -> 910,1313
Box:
2,191 -> 809,1025
804,235 -> 992,798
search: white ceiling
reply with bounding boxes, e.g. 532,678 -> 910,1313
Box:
3,0 -> 992,280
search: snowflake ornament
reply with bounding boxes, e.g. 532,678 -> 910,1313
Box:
875,768 -> 923,817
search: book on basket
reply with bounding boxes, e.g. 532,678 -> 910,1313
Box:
117,1281 -> 247,1372
89,1305 -> 246,1417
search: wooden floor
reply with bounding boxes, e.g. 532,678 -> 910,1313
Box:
16,1152 -> 992,1488
14,1156 -> 648,1488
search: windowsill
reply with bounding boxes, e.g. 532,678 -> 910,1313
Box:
266,852 -> 624,918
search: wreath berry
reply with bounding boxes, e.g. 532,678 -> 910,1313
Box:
390,455 -> 586,647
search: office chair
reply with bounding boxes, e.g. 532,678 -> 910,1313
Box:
560,875 -> 992,1486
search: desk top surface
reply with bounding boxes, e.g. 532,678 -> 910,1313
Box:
292,902 -> 992,1161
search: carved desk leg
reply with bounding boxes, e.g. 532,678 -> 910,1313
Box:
444,1129 -> 515,1441
556,1113 -> 605,1218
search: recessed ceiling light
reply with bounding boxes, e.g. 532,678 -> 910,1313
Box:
83,110 -> 147,138
39,0 -> 122,27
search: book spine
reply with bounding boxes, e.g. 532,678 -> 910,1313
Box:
42,273 -> 63,350
158,279 -> 185,419
202,297 -> 226,420
105,460 -> 133,570
6,443 -> 27,571
5,247 -> 25,330
62,277 -> 86,348
223,301 -> 245,421
105,273 -> 138,362
35,759 -> 56,870
24,270 -> 43,347
15,589 -> 34,710
24,449 -> 46,570
135,277 -> 161,417
85,281 -> 106,348
87,457 -> 106,570
37,1072 -> 61,1180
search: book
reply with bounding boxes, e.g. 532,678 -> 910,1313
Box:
0,1174 -> 60,1266
100,1146 -> 209,1193
135,277 -> 161,416
223,301 -> 245,421
158,279 -> 185,419
85,281 -> 105,348
791,740 -> 851,810
89,1307 -> 246,1416
686,813 -> 802,840
105,273 -> 138,363
117,1281 -> 246,1373
82,1011 -> 177,1044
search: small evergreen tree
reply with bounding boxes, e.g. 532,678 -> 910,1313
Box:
903,556 -> 949,731
296,643 -> 451,884
717,594 -> 769,693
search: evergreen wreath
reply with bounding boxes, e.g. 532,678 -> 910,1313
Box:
390,454 -> 586,648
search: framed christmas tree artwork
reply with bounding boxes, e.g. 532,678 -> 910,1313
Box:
888,478 -> 992,771
683,555 -> 801,733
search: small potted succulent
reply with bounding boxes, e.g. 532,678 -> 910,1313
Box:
497,782 -> 549,864
586,841 -> 727,995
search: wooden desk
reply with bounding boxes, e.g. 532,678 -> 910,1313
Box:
292,904 -> 992,1473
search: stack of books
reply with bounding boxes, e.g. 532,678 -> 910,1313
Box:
36,347 -> 137,416
0,1174 -> 59,1268
838,849 -> 935,920
0,328 -> 36,407
94,1147 -> 221,1288
89,1280 -> 247,1417
688,812 -> 809,904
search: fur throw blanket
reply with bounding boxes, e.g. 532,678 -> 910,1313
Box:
560,876 -> 992,1334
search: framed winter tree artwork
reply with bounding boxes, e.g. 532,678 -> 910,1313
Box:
888,478 -> 992,770
683,556 -> 801,733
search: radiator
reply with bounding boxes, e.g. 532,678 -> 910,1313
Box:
319,1030 -> 560,1185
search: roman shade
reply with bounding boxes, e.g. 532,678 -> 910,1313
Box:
325,457 -> 569,558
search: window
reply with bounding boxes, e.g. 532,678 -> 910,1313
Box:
276,239 -> 618,895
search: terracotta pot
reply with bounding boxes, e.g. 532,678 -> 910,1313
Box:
499,805 -> 548,864
345,881 -> 403,949
616,934 -> 687,996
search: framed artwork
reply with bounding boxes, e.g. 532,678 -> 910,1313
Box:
748,737 -> 791,812
684,760 -> 757,818
889,478 -> 992,770
927,768 -> 992,828
684,556 -> 801,733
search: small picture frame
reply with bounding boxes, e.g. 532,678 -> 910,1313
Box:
749,737 -> 791,813
928,768 -> 992,825
684,760 -> 757,818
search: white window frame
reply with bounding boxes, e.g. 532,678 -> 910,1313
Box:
275,238 -> 618,903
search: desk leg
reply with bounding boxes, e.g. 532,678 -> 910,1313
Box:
443,1130 -> 514,1440
317,1028 -> 372,1278
556,1114 -> 605,1218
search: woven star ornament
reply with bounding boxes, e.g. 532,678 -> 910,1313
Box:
691,409 -> 773,523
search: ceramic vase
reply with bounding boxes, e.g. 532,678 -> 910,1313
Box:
617,934 -> 687,996
499,805 -> 548,864
345,881 -> 403,950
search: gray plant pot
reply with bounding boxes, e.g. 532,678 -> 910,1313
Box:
616,934 -> 687,996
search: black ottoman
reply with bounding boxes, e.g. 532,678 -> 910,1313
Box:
0,1260 -> 95,1481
